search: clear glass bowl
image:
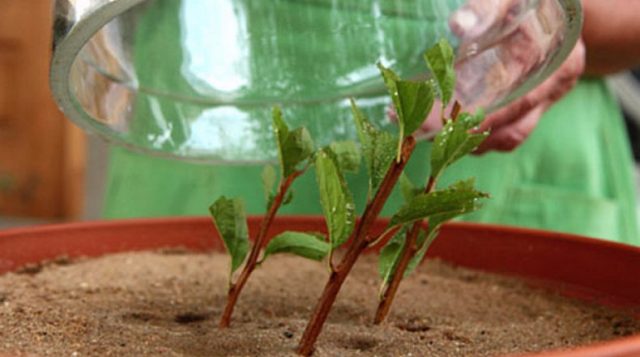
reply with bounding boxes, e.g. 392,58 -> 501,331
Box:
51,0 -> 582,163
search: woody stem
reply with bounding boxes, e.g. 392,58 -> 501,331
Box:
219,172 -> 300,328
296,137 -> 416,356
373,176 -> 437,324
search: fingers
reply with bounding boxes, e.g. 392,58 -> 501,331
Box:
472,39 -> 585,153
452,0 -> 567,110
455,25 -> 551,113
477,85 -> 546,133
476,39 -> 585,134
445,0 -> 585,154
475,103 -> 546,153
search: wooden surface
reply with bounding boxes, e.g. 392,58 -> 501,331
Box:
0,1 -> 86,219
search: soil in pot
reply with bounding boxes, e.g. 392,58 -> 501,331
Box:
0,250 -> 638,356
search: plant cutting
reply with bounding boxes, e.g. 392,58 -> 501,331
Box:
16,1 -> 635,354
374,42 -> 489,325
214,107 -> 322,328
296,39 -> 489,355
209,39 -> 491,355
212,106 -> 362,328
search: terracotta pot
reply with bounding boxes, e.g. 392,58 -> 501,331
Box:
1,216 -> 639,356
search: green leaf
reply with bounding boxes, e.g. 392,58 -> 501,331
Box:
427,206 -> 463,238
403,208 -> 456,279
378,226 -> 408,283
431,112 -> 488,180
405,229 -> 436,278
368,135 -> 396,196
315,148 -> 356,248
378,63 -> 435,157
350,99 -> 396,197
261,165 -> 277,203
395,80 -> 436,135
389,178 -> 488,227
273,106 -> 290,141
424,39 -> 456,106
405,229 -> 428,278
263,231 -> 330,261
283,127 -> 315,176
381,180 -> 471,287
329,141 -> 361,173
399,173 -> 421,203
283,191 -> 294,206
378,227 -> 427,284
273,107 -> 315,178
404,185 -> 475,275
377,64 -> 402,132
209,197 -> 250,274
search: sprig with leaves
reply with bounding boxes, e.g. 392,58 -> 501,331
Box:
213,107 -> 330,328
296,39 -> 489,355
373,41 -> 490,324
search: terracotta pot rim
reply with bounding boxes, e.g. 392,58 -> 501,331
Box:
1,215 -> 637,249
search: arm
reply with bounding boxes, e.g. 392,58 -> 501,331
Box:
582,0 -> 640,76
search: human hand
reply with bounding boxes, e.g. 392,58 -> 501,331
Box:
451,0 -> 565,108
473,39 -> 585,153
390,0 -> 583,153
446,0 -> 584,153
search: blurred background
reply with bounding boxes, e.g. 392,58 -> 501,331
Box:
0,1 -> 107,228
1,1 -> 639,229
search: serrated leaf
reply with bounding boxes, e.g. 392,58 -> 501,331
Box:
389,178 -> 488,227
261,165 -> 277,203
424,39 -> 456,106
315,149 -> 356,248
329,141 -> 361,173
263,231 -> 330,261
209,197 -> 250,274
431,112 -> 488,180
273,107 -> 315,178
350,99 -> 396,197
378,64 -> 435,158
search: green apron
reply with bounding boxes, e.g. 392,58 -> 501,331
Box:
103,1 -> 639,245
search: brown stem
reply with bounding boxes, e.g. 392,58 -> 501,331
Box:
373,176 -> 437,325
219,172 -> 301,328
296,137 -> 416,356
374,223 -> 420,324
450,101 -> 461,120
